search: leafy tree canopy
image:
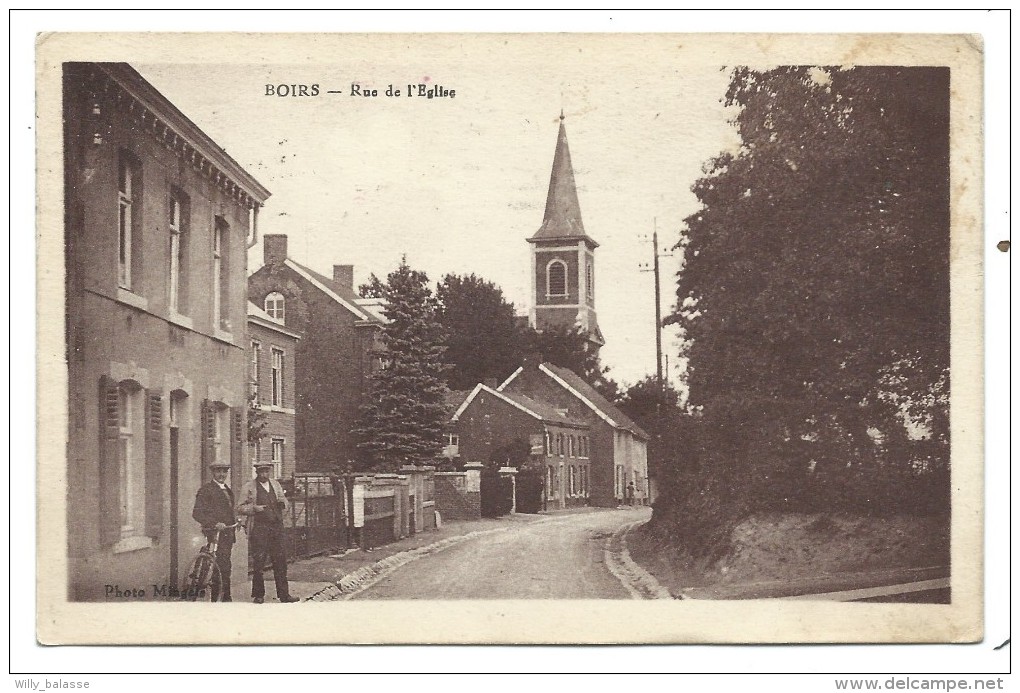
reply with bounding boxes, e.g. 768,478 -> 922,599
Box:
654,67 -> 951,555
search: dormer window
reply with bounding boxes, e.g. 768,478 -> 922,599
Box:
546,259 -> 567,297
265,291 -> 285,323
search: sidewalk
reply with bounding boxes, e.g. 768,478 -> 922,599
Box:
280,508 -> 605,601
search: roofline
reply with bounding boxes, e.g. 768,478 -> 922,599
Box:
248,314 -> 302,340
284,259 -> 370,321
451,384 -> 542,423
538,363 -> 619,428
96,63 -> 271,204
527,234 -> 599,249
496,366 -> 523,391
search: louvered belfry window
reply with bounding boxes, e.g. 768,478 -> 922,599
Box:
547,259 -> 567,297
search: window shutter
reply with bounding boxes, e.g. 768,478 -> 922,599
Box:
98,376 -> 121,547
230,407 -> 244,483
200,399 -> 214,484
144,390 -> 165,539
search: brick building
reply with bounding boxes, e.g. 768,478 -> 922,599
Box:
247,301 -> 300,480
64,62 -> 270,600
448,383 -> 592,509
248,235 -> 385,471
499,359 -> 650,507
528,113 -> 604,350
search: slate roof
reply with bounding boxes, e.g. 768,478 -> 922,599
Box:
286,259 -> 384,324
529,116 -> 598,248
450,384 -> 587,429
540,363 -> 650,440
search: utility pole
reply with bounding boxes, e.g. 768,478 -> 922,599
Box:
639,219 -> 672,394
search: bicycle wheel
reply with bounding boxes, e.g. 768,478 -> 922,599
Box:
181,553 -> 221,602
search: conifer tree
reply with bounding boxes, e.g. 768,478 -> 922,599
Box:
354,258 -> 450,471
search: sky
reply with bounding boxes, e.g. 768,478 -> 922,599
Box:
135,39 -> 740,388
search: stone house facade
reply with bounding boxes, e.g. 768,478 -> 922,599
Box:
64,62 -> 270,600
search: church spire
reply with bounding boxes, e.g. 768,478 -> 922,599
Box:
530,114 -> 598,246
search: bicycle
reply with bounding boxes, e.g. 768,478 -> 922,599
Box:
181,522 -> 241,602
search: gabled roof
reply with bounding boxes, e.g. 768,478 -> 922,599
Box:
444,389 -> 473,412
247,301 -> 302,339
356,296 -> 389,323
529,116 -> 598,248
284,259 -> 383,324
450,383 -> 587,428
499,362 -> 649,439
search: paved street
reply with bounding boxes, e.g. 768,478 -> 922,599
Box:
350,507 -> 651,600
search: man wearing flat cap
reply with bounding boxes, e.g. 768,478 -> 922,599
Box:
192,461 -> 237,601
237,462 -> 299,603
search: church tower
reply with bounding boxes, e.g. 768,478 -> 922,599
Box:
528,113 -> 604,349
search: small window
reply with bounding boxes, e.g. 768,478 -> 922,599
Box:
546,259 -> 567,297
446,433 -> 459,447
265,292 -> 285,322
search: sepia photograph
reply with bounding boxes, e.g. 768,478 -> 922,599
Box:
35,29 -> 986,647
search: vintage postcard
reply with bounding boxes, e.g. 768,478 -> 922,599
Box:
36,31 -> 984,645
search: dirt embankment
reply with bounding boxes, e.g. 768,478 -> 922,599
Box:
628,512 -> 950,598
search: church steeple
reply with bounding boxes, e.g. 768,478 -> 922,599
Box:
527,114 -> 604,348
530,113 -> 599,248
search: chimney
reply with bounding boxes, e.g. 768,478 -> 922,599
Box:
264,234 -> 288,267
333,264 -> 354,290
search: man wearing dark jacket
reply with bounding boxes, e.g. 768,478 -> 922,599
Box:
191,461 -> 237,601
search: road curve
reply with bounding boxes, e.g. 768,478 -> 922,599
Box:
351,507 -> 657,600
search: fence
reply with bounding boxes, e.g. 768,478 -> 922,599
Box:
280,474 -> 347,559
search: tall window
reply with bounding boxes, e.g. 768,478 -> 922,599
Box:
271,348 -> 284,407
545,431 -> 552,456
568,435 -> 575,458
250,341 -> 261,401
212,405 -> 227,466
586,262 -> 594,300
546,259 -> 567,297
117,384 -> 134,532
213,217 -> 230,331
168,193 -> 187,313
265,292 -> 285,322
271,438 -> 284,479
117,156 -> 137,289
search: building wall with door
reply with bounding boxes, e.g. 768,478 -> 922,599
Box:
499,361 -> 650,508
448,383 -> 591,509
64,63 -> 270,601
247,302 -> 300,480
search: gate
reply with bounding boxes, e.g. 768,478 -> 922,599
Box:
480,466 -> 514,517
281,474 -> 347,559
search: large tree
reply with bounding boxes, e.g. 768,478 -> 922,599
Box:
435,273 -> 526,390
657,67 -> 951,556
353,259 -> 450,471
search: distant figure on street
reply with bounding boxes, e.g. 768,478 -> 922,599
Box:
626,481 -> 636,507
237,462 -> 299,603
192,460 -> 237,601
